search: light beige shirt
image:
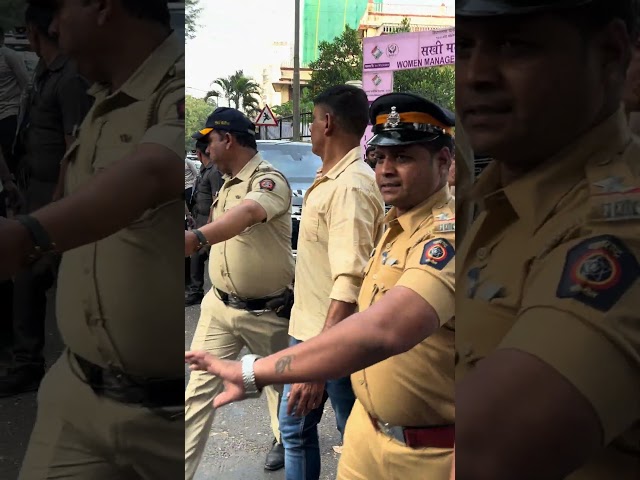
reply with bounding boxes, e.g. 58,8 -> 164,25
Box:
209,153 -> 295,299
289,146 -> 384,341
56,33 -> 185,377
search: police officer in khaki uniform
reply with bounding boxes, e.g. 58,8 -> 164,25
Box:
184,107 -> 293,477
0,1 -> 185,478
453,1 -> 640,479
186,93 -> 457,480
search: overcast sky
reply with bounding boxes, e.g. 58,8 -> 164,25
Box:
185,0 -> 455,99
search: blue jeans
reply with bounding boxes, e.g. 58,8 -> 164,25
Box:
279,337 -> 356,480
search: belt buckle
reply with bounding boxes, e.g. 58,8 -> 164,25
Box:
377,420 -> 406,445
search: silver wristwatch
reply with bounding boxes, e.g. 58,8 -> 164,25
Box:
241,354 -> 263,398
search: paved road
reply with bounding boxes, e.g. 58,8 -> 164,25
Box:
185,282 -> 342,480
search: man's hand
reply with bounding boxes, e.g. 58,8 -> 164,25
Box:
186,213 -> 196,229
185,351 -> 245,408
3,180 -> 24,212
287,381 -> 325,417
185,230 -> 199,256
0,217 -> 31,280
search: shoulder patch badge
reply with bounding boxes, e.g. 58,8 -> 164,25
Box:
556,235 -> 639,312
259,178 -> 276,191
420,238 -> 455,271
177,98 -> 185,120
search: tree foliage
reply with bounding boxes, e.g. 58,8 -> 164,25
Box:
306,26 -> 363,98
206,70 -> 262,119
185,0 -> 202,40
272,89 -> 314,117
185,95 -> 215,150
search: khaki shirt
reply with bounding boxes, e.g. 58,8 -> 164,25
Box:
456,108 -> 640,478
454,120 -> 476,245
209,153 -> 294,299
352,186 -> 456,427
289,146 -> 384,341
56,33 -> 185,377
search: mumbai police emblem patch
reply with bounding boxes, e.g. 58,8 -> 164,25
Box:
259,178 -> 275,191
420,238 -> 454,271
556,235 -> 639,311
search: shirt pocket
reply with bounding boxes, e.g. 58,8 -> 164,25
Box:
300,209 -> 320,242
370,248 -> 409,300
92,146 -> 133,173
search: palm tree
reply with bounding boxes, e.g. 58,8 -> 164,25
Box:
205,70 -> 262,118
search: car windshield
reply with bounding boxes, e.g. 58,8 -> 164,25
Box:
257,143 -> 321,184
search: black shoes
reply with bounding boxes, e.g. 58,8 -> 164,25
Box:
185,292 -> 204,307
264,438 -> 285,471
0,364 -> 45,397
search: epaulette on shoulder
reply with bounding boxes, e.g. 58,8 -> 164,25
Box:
146,59 -> 185,129
585,139 -> 640,222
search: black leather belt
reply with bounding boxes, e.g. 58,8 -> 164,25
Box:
72,353 -> 183,408
216,288 -> 274,310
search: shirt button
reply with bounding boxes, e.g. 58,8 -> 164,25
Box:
359,379 -> 365,385
476,247 -> 489,260
373,274 -> 378,280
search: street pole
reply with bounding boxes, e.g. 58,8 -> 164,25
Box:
292,0 -> 301,141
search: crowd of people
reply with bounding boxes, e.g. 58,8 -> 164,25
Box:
186,2 -> 640,480
183,86 -> 457,479
0,0 -> 637,479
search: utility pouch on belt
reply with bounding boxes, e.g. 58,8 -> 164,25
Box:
265,287 -> 294,319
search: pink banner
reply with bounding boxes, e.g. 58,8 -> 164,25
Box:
363,28 -> 455,72
362,71 -> 394,102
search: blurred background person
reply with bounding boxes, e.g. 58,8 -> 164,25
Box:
364,145 -> 377,169
185,153 -> 198,208
0,1 -> 93,397
0,26 -> 30,174
185,138 -> 223,306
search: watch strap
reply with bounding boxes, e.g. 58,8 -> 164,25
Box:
15,215 -> 56,257
192,228 -> 209,249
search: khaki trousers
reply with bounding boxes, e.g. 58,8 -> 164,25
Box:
184,290 -> 290,480
337,400 -> 453,480
18,351 -> 184,480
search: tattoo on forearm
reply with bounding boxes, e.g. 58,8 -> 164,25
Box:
275,355 -> 294,374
